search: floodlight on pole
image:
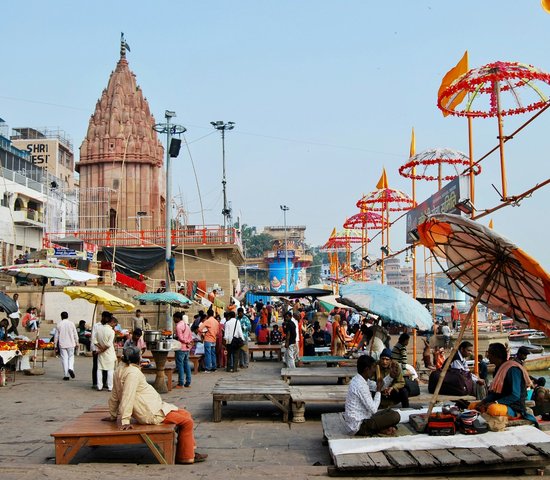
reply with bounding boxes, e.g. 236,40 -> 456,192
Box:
280,205 -> 290,292
211,121 -> 235,231
455,199 -> 475,215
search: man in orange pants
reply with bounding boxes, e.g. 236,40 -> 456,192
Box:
104,345 -> 207,464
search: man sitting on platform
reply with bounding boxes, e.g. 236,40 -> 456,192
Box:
471,342 -> 536,424
343,354 -> 400,436
104,345 -> 208,465
376,348 -> 409,408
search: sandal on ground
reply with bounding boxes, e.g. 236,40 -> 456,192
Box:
177,452 -> 208,464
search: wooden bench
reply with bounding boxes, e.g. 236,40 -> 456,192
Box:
299,355 -> 356,367
212,378 -> 290,422
249,343 -> 282,361
51,410 -> 177,465
321,412 -> 550,476
290,385 -> 348,423
281,367 -> 356,384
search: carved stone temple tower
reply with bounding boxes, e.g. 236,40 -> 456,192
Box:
77,40 -> 165,233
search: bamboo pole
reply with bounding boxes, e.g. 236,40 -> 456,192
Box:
426,261 -> 498,420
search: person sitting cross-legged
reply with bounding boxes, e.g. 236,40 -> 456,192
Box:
376,348 -> 409,408
343,354 -> 400,436
103,345 -> 208,465
470,342 -> 536,424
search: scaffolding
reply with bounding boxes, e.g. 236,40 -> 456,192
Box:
79,186 -> 116,231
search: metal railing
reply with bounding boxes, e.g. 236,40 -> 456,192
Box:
44,225 -> 243,248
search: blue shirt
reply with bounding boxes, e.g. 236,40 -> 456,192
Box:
238,315 -> 251,341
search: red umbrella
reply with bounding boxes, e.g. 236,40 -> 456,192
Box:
357,172 -> 413,283
399,147 -> 482,187
343,210 -> 384,280
438,61 -> 550,199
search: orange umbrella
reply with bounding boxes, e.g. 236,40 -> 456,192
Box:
417,213 -> 550,417
417,213 -> 550,335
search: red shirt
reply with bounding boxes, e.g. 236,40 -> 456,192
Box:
257,328 -> 270,344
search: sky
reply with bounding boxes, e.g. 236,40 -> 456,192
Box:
1,1 -> 549,270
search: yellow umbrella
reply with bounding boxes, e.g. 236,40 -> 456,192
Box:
63,287 -> 135,312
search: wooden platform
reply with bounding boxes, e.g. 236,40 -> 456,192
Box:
249,343 -> 282,361
289,385 -> 348,422
281,367 -> 356,384
50,410 -> 176,465
299,355 -> 353,366
212,378 -> 290,422
322,412 -> 550,476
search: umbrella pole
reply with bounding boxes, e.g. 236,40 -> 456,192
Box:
495,82 -> 508,199
425,261 -> 499,421
91,301 -> 98,327
157,303 -> 161,329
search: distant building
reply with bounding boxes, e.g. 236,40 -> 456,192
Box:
384,257 -> 412,294
0,120 -> 48,263
239,225 -> 313,292
10,126 -> 79,235
11,127 -> 76,190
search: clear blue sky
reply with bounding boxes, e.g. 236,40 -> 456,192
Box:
1,1 -> 549,269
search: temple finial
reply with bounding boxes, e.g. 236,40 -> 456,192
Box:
120,32 -> 131,58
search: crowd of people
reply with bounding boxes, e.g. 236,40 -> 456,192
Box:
3,290 -> 548,449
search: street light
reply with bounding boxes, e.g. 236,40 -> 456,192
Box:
210,121 -> 235,230
153,110 -> 186,297
280,205 -> 289,292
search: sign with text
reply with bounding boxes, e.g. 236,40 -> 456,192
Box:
405,176 -> 469,244
277,250 -> 295,259
12,139 -> 57,167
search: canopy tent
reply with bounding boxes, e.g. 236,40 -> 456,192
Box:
248,287 -> 332,299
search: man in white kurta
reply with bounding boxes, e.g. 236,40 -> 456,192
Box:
54,311 -> 79,381
96,317 -> 118,391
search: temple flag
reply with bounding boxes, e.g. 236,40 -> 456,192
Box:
438,51 -> 469,117
376,169 -> 388,190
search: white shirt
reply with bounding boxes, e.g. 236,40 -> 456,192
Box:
291,319 -> 299,346
442,325 -> 451,336
450,350 -> 479,382
91,322 -> 103,353
9,300 -> 20,320
54,319 -> 79,349
223,318 -> 244,343
96,324 -> 117,371
343,374 -> 381,434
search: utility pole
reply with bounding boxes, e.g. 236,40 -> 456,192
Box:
153,111 -> 186,328
210,121 -> 235,231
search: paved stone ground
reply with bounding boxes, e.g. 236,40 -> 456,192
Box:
0,354 -> 546,479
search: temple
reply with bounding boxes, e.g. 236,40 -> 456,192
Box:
76,39 -> 165,232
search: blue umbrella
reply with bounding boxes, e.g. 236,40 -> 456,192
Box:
0,292 -> 18,315
134,292 -> 191,306
339,282 -> 433,331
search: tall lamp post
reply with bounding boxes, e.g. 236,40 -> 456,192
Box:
280,205 -> 289,292
153,110 -> 186,302
210,121 -> 235,231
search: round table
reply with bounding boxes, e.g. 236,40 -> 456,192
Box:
151,350 -> 169,394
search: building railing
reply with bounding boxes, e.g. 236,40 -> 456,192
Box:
44,225 -> 243,249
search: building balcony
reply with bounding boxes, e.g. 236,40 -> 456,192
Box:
13,209 -> 45,227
